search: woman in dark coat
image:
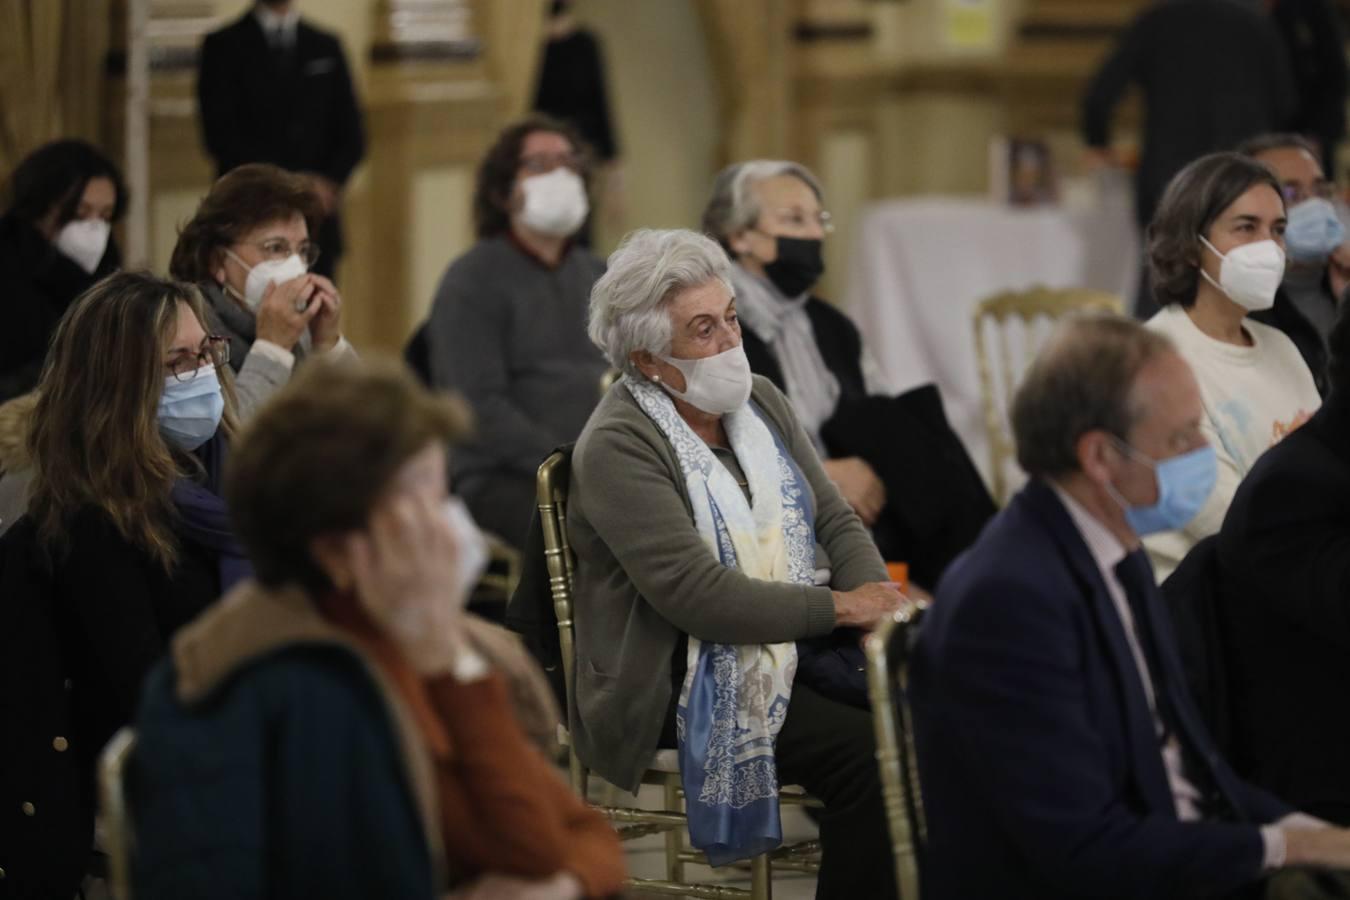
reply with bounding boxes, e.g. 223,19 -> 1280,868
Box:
0,139 -> 125,404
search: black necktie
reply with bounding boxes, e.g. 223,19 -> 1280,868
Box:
1113,549 -> 1237,820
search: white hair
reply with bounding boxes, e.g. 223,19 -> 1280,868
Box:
588,229 -> 734,378
701,159 -> 825,247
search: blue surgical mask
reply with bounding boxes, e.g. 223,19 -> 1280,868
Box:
1107,439 -> 1217,536
1284,198 -> 1346,264
158,365 -> 224,451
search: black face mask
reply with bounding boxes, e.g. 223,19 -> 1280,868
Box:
762,236 -> 824,298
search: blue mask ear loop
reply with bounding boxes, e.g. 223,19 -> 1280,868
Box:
1100,435 -> 1156,520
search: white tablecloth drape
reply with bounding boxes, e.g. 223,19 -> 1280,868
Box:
843,195 -> 1139,494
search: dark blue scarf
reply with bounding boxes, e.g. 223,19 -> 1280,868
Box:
170,432 -> 252,591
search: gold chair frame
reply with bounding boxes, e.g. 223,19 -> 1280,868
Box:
865,602 -> 931,900
537,451 -> 820,900
973,286 -> 1123,504
99,727 -> 137,900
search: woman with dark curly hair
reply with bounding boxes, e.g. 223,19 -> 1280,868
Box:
1142,151 -> 1321,578
423,114 -> 608,549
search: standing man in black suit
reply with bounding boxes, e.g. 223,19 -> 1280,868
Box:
197,0 -> 365,280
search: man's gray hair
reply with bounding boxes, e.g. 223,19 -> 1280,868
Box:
1011,314 -> 1177,478
701,160 -> 824,249
588,228 -> 734,378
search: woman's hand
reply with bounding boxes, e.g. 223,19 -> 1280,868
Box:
305,273 -> 344,352
348,495 -> 470,674
823,457 -> 886,526
445,872 -> 584,900
832,581 -> 906,631
255,275 -> 322,351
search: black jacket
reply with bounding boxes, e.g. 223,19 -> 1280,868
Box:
0,213 -> 117,404
742,297 -> 995,589
0,508 -> 219,897
1082,0 -> 1296,228
1218,390 -> 1350,824
1253,286 -> 1331,397
197,13 -> 365,262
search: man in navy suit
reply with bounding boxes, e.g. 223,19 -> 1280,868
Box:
912,315 -> 1350,899
197,0 -> 365,279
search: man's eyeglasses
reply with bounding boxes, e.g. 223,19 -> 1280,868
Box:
238,238 -> 322,268
167,335 -> 230,382
1282,182 -> 1337,206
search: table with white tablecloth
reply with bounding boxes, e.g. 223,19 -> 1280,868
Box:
843,194 -> 1140,496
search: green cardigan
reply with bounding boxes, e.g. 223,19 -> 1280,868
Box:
567,374 -> 886,791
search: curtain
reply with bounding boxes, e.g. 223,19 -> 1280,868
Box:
0,0 -> 110,180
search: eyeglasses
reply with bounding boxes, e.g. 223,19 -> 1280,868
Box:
761,208 -> 835,235
236,238 -> 321,268
167,335 -> 230,382
519,152 -> 583,176
1281,182 -> 1337,206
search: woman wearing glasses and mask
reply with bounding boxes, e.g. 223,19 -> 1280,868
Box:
2,272 -> 245,896
169,163 -> 353,419
702,161 -> 994,594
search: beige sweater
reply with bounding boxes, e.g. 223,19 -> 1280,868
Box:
566,374 -> 885,792
1144,305 -> 1321,579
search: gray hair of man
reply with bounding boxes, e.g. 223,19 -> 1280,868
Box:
588,228 -> 735,379
701,160 -> 825,251
1010,314 -> 1177,478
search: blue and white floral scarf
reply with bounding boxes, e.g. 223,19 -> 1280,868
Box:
627,377 -> 816,866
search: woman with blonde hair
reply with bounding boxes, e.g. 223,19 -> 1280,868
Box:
1,270 -> 245,895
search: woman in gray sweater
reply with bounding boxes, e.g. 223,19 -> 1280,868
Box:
571,228 -> 905,899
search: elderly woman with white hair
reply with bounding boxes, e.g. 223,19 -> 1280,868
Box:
703,160 -> 995,591
569,227 -> 903,899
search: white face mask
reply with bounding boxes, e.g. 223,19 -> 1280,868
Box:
518,168 -> 589,238
443,497 -> 489,606
1198,235 -> 1286,312
225,249 -> 308,311
657,344 -> 754,415
54,218 -> 111,275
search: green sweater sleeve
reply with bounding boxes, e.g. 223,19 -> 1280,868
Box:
573,380 -> 860,644
753,379 -> 888,591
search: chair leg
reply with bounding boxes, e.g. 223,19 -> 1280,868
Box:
663,774 -> 686,883
749,853 -> 772,900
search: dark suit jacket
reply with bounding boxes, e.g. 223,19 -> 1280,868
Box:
742,297 -> 995,588
1254,288 -> 1330,397
1218,392 -> 1350,824
197,13 -> 365,258
913,480 -> 1289,900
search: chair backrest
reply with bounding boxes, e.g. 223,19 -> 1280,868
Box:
865,601 -> 930,900
973,286 -> 1123,504
99,727 -> 137,900
535,450 -> 587,792
599,368 -> 620,397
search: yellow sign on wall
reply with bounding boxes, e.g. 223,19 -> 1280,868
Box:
942,0 -> 996,51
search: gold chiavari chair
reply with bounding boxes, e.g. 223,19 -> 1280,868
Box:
973,287 -> 1123,504
99,728 -> 138,900
865,601 -> 931,900
537,450 -> 821,899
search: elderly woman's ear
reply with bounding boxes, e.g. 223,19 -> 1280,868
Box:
630,350 -> 661,382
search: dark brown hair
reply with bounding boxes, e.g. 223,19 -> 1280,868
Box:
225,356 -> 473,595
1147,152 -> 1285,309
28,271 -> 240,569
4,138 -> 127,226
1012,314 -> 1176,478
169,163 -> 322,284
472,113 -> 591,239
